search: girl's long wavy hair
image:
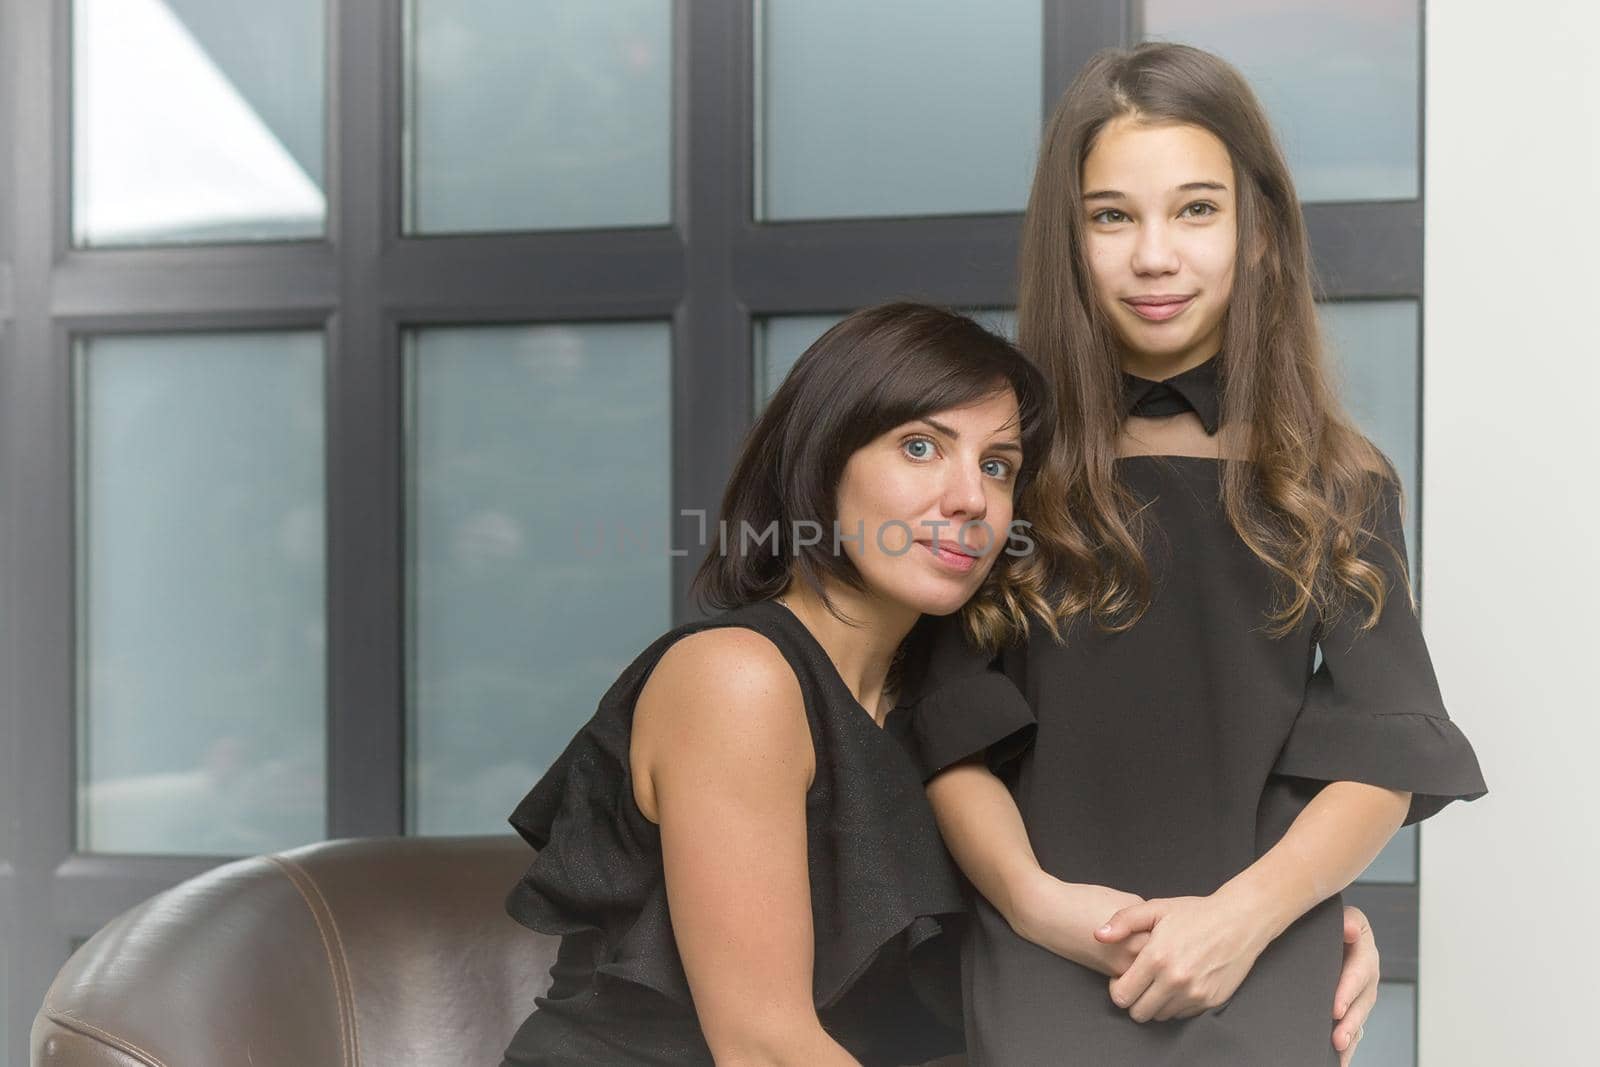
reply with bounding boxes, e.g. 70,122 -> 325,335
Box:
1013,42 -> 1409,641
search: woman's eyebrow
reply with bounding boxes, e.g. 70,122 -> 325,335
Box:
917,417 -> 1024,454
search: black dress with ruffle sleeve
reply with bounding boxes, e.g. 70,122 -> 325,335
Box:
499,597 -> 991,1066
899,445 -> 1488,1065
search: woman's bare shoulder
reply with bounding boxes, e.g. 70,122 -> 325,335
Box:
631,626 -> 813,820
646,626 -> 803,708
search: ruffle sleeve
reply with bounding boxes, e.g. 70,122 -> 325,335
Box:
504,612 -> 973,1028
504,719 -> 699,1007
897,611 -> 1035,782
1270,471 -> 1488,825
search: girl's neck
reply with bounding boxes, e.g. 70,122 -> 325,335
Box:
773,581 -> 917,725
1118,336 -> 1222,381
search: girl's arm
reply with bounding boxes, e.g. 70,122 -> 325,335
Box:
1095,782 -> 1409,1023
1101,469 -> 1483,1025
634,628 -> 861,1067
925,755 -> 1150,977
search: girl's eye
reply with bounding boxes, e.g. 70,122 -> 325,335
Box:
982,458 -> 1014,480
1091,208 -> 1128,224
903,437 -> 936,461
1180,201 -> 1218,218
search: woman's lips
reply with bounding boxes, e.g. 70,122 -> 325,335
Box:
917,540 -> 979,573
1123,295 -> 1194,321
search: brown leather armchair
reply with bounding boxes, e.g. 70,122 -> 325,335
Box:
31,835 -> 554,1067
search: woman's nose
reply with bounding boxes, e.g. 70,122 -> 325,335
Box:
941,464 -> 988,519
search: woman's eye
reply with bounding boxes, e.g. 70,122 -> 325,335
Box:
1180,201 -> 1217,218
903,437 -> 935,461
982,458 -> 1014,479
1091,208 -> 1127,224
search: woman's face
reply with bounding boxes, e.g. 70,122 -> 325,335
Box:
834,388 -> 1022,618
1080,116 -> 1238,377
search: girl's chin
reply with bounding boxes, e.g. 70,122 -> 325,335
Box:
1117,327 -> 1216,361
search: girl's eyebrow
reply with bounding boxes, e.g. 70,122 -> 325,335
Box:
1082,180 -> 1230,201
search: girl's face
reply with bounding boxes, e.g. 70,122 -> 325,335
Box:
834,389 -> 1022,618
1080,116 -> 1238,376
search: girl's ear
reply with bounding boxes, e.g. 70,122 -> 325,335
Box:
1245,224 -> 1267,270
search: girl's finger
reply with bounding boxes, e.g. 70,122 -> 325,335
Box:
1108,953 -> 1156,1012
1128,977 -> 1177,1024
1151,985 -> 1192,1022
1098,900 -> 1161,942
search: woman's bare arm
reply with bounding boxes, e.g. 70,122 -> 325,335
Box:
634,628 -> 861,1067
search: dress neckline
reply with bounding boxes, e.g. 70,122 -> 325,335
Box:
759,598 -> 896,734
1115,453 -> 1226,462
1120,351 -> 1222,436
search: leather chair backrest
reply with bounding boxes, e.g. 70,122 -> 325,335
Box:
32,835 -> 556,1067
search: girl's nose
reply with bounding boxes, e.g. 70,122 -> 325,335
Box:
1131,220 -> 1181,276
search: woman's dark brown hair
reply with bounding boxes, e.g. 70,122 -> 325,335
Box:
1013,41 -> 1407,640
693,302 -> 1054,651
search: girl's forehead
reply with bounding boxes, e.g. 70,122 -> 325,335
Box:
1090,118 -> 1227,159
1083,120 -> 1233,188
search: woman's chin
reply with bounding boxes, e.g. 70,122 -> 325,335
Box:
889,577 -> 988,619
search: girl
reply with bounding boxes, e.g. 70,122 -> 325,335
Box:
499,304 -> 1053,1066
899,43 -> 1487,1066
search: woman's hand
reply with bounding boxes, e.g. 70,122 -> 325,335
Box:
1009,873 -> 1151,978
1332,905 -> 1380,1065
1093,891 -> 1275,1022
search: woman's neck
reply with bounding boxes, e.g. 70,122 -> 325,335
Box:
774,581 -> 917,724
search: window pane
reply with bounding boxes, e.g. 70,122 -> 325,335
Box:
756,0 -> 1042,220
1322,299 -> 1421,884
1143,0 -> 1419,202
77,331 -> 326,855
754,313 -> 841,406
755,309 -> 1016,408
1363,982 -> 1418,1067
407,322 -> 671,834
72,0 -> 327,246
1320,299 -> 1420,564
405,0 -> 672,234
1359,824 -> 1417,883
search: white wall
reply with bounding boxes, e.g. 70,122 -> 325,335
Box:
1421,1 -> 1600,1063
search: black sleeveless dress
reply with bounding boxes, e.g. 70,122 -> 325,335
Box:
896,353 -> 1489,1065
499,598 -> 977,1066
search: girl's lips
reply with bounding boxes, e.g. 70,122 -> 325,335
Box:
1123,296 -> 1194,322
917,540 -> 979,573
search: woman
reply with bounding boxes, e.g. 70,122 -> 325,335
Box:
899,43 -> 1488,1065
499,303 -> 1053,1065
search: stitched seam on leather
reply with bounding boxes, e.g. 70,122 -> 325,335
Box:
267,854 -> 355,1067
283,855 -> 364,1064
45,1007 -> 171,1067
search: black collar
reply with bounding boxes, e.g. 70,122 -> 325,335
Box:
1120,353 -> 1222,436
